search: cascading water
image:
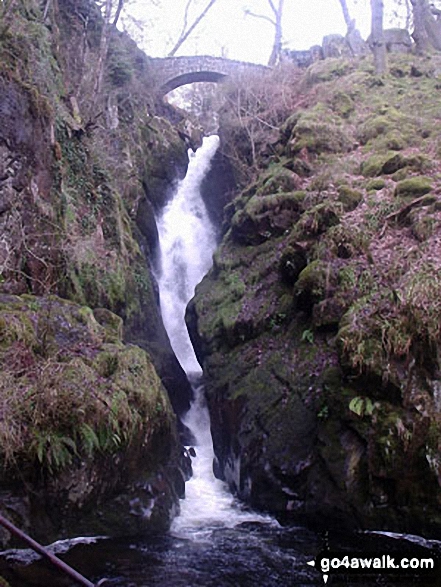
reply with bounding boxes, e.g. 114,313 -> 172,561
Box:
155,135 -> 269,537
155,135 -> 219,376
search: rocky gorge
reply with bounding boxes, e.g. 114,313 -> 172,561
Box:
1,0 -> 441,573
189,53 -> 441,535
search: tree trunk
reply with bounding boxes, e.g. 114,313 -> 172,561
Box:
370,0 -> 387,74
93,0 -> 113,105
338,0 -> 354,31
268,0 -> 285,66
410,0 -> 432,52
424,0 -> 441,50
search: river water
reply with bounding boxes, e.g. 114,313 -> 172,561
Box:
1,137 -> 441,586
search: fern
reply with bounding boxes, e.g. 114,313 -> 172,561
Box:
79,423 -> 100,456
349,396 -> 375,418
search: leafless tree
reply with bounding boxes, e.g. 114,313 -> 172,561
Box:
245,0 -> 285,66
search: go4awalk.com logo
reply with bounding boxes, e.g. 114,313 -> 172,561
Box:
307,552 -> 439,584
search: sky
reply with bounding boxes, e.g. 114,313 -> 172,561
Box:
125,0 -> 407,65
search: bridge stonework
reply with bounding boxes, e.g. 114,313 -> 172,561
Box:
149,56 -> 270,95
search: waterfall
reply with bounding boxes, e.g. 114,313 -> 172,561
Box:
155,135 -> 219,375
155,136 -> 271,539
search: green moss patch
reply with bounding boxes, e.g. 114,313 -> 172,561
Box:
0,295 -> 172,476
287,105 -> 353,155
394,176 -> 433,199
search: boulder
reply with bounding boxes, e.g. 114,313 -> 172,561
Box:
0,295 -> 183,547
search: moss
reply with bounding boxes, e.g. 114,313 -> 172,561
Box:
93,308 -> 123,342
391,168 -> 409,182
107,42 -> 134,87
361,152 -> 396,177
295,260 -> 329,302
337,186 -> 363,211
0,311 -> 37,350
257,166 -> 302,195
306,57 -> 353,84
293,201 -> 341,239
358,108 -> 414,146
231,192 -> 304,244
279,243 -> 307,285
0,295 -> 172,475
330,91 -> 354,118
288,104 -> 353,155
410,209 -> 439,241
366,178 -> 386,191
394,176 -> 433,199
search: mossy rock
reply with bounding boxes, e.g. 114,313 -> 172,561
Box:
257,166 -> 302,195
231,192 -> 304,245
0,295 -> 173,475
0,310 -> 36,350
312,297 -> 348,330
93,308 -> 123,343
381,153 -> 432,176
394,176 -> 433,199
292,201 -> 341,239
288,105 -> 353,155
295,260 -> 331,312
337,186 -> 363,211
409,208 -> 439,241
391,168 -> 409,182
366,178 -> 386,191
375,130 -> 406,152
325,224 -> 369,258
306,57 -> 353,84
330,91 -> 355,118
361,154 -> 390,177
279,243 -> 307,285
358,108 -> 413,145
361,152 -> 406,177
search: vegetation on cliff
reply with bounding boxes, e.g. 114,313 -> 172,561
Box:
189,51 -> 441,533
0,0 -> 191,545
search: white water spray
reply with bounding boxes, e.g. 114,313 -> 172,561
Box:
155,136 -> 271,539
155,135 -> 219,375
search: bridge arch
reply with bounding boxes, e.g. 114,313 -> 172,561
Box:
160,71 -> 227,95
149,56 -> 270,97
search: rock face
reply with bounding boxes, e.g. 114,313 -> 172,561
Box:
0,295 -> 184,546
188,54 -> 441,534
0,0 -> 192,545
0,0 -> 193,416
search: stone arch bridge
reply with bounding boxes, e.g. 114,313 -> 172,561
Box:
149,56 -> 270,96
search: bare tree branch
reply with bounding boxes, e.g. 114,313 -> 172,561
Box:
112,0 -> 124,26
267,0 -> 277,17
244,0 -> 285,65
168,0 -> 219,57
178,0 -> 193,41
244,8 -> 276,26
